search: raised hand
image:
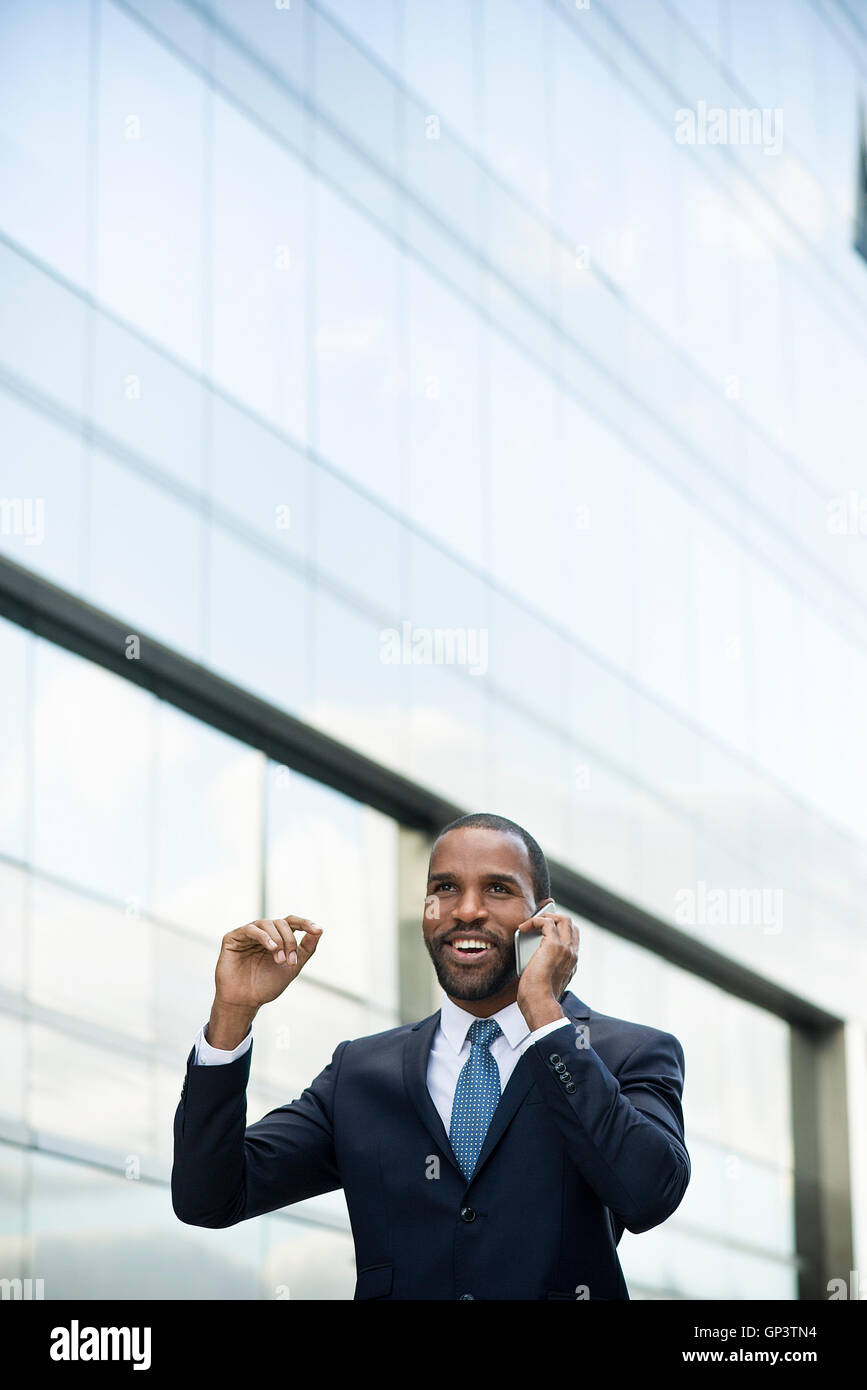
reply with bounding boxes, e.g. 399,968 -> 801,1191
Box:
206,915 -> 323,1049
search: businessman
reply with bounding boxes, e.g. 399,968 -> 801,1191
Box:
171,811 -> 690,1299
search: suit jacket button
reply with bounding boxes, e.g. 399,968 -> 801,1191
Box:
554,1062 -> 567,1073
460,1206 -> 476,1222
548,1053 -> 562,1065
459,1293 -> 475,1299
559,1071 -> 572,1083
565,1082 -> 576,1093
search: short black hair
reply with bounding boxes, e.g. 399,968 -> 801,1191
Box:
429,812 -> 550,907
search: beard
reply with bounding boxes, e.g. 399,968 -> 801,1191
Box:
424,935 -> 517,1001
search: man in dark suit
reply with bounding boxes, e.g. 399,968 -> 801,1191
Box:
172,811 -> 690,1299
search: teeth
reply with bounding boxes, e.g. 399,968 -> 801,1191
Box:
453,940 -> 491,951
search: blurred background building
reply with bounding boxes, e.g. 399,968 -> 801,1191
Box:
1,0 -> 866,1300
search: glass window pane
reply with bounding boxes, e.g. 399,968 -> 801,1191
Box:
312,469 -> 402,621
28,1151 -> 264,1299
85,448 -> 204,658
90,310 -> 205,496
313,181 -> 402,506
29,1025 -> 152,1154
0,239 -> 87,416
0,0 -> 89,283
211,96 -> 308,439
0,1016 -> 27,1123
210,394 -> 310,561
404,0 -> 476,137
31,643 -> 154,905
265,766 -> 399,1015
481,0 -> 551,216
313,8 -> 399,175
211,0 -> 306,93
0,863 -> 27,997
407,662 -> 490,812
407,262 -> 483,565
153,705 -> 264,937
0,1144 -> 28,1278
307,588 -> 404,769
205,523 -> 310,715
153,924 -> 217,1064
96,3 -> 204,368
0,393 -> 83,591
0,618 -> 29,862
261,1216 -> 356,1300
29,879 -> 152,1042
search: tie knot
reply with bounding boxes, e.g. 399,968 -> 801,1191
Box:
467,1017 -> 501,1049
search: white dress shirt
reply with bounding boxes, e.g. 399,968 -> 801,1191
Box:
425,992 -> 571,1132
192,992 -> 571,1135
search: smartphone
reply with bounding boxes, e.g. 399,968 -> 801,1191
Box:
514,901 -> 560,977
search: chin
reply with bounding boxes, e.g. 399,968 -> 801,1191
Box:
434,962 -> 516,1002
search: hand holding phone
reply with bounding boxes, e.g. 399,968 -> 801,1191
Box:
515,900 -> 561,977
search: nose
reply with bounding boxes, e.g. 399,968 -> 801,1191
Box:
453,895 -> 487,925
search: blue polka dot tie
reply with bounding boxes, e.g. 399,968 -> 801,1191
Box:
449,1017 -> 503,1181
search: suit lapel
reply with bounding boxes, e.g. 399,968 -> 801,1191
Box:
469,991 -> 591,1184
467,1051 -> 534,1180
403,1010 -> 464,1177
403,992 -> 592,1188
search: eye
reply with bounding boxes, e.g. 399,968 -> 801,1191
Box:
489,882 -> 509,892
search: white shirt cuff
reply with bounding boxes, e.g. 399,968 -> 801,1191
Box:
194,1020 -> 253,1065
520,1016 -> 574,1053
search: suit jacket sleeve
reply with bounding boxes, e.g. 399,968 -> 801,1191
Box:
525,1019 -> 690,1235
171,1037 -> 349,1228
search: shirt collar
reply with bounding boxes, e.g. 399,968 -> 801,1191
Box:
439,990 -> 531,1053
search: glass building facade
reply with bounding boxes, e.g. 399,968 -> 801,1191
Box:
0,0 -> 865,1299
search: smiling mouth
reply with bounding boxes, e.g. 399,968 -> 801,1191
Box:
444,938 -> 497,962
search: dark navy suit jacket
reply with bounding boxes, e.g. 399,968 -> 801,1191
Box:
171,990 -> 690,1300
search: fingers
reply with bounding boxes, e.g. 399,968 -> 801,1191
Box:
515,906 -> 579,1003
531,910 -> 578,957
535,911 -> 566,945
276,916 -> 323,966
231,917 -> 323,970
551,916 -> 579,953
281,916 -> 323,961
235,922 -> 285,958
545,915 -> 566,946
264,917 -> 296,965
266,916 -> 323,968
516,903 -> 556,933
